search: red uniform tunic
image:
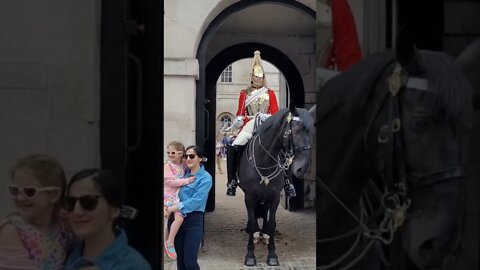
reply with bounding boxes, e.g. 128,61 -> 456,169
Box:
324,0 -> 362,71
235,89 -> 279,126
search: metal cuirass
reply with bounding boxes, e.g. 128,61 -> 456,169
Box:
246,88 -> 270,115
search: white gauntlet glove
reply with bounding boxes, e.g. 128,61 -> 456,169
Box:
233,116 -> 244,128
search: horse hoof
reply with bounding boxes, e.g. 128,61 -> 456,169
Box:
244,257 -> 257,266
267,257 -> 279,266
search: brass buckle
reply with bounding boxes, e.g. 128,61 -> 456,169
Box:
378,125 -> 389,143
392,118 -> 401,132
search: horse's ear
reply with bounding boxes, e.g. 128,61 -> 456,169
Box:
456,39 -> 480,109
317,67 -> 340,89
289,101 -> 296,114
308,105 -> 316,122
456,38 -> 480,71
395,25 -> 423,75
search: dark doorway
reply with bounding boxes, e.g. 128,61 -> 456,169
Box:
100,0 -> 162,268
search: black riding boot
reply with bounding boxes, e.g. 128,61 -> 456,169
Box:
284,178 -> 296,197
226,144 -> 239,196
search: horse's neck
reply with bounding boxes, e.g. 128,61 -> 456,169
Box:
316,111 -> 382,268
256,129 -> 283,154
317,114 -> 371,231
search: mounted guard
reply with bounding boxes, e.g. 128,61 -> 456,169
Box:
226,50 -> 296,197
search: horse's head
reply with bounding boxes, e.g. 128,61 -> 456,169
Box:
286,103 -> 315,178
368,30 -> 472,269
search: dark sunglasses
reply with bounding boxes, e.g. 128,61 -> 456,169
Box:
185,154 -> 197,160
166,151 -> 182,155
8,185 -> 60,199
63,195 -> 102,212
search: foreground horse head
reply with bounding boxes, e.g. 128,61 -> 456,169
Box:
288,103 -> 316,178
316,29 -> 472,270
237,105 -> 314,267
387,31 -> 471,269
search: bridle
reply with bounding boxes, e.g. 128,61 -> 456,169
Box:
318,63 -> 464,270
245,111 -> 312,185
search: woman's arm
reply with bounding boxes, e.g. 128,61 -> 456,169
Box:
169,174 -> 212,215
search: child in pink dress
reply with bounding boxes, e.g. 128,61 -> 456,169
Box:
164,141 -> 195,260
0,154 -> 73,270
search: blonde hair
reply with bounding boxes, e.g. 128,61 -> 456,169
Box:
167,140 -> 186,161
167,140 -> 185,152
9,154 -> 66,213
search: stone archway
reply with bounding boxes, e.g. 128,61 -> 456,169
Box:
195,0 -> 315,211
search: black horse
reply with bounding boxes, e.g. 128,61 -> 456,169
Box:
316,30 -> 472,270
236,104 -> 315,266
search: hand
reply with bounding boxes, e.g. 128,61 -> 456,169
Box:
170,205 -> 179,213
164,206 -> 171,218
188,176 -> 195,183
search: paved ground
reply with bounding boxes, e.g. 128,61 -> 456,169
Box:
164,159 -> 316,269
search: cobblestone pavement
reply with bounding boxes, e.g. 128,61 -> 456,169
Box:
164,160 -> 316,269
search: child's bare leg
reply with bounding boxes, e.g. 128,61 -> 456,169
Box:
164,216 -> 169,242
167,212 -> 184,245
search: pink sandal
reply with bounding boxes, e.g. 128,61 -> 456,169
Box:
164,241 -> 177,260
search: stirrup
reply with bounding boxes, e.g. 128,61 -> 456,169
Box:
227,181 -> 237,196
285,184 -> 296,197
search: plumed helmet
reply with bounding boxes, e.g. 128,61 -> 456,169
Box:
251,50 -> 265,78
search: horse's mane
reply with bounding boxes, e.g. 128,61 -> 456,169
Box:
255,108 -> 290,135
456,38 -> 480,109
317,50 -> 396,121
421,50 -> 472,124
318,49 -> 472,125
255,107 -> 314,136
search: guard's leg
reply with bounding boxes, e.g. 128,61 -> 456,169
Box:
226,144 -> 238,196
284,177 -> 296,197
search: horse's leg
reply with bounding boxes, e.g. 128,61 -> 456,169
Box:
244,195 -> 257,266
266,196 -> 280,266
253,203 -> 261,244
261,206 -> 269,245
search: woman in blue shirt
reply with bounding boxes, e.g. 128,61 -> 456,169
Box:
63,169 -> 151,270
164,145 -> 213,270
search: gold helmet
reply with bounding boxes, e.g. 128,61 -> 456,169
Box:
251,50 -> 265,78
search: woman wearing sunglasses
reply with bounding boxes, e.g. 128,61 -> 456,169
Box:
164,145 -> 212,270
63,169 -> 151,270
0,154 -> 72,269
164,141 -> 195,260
